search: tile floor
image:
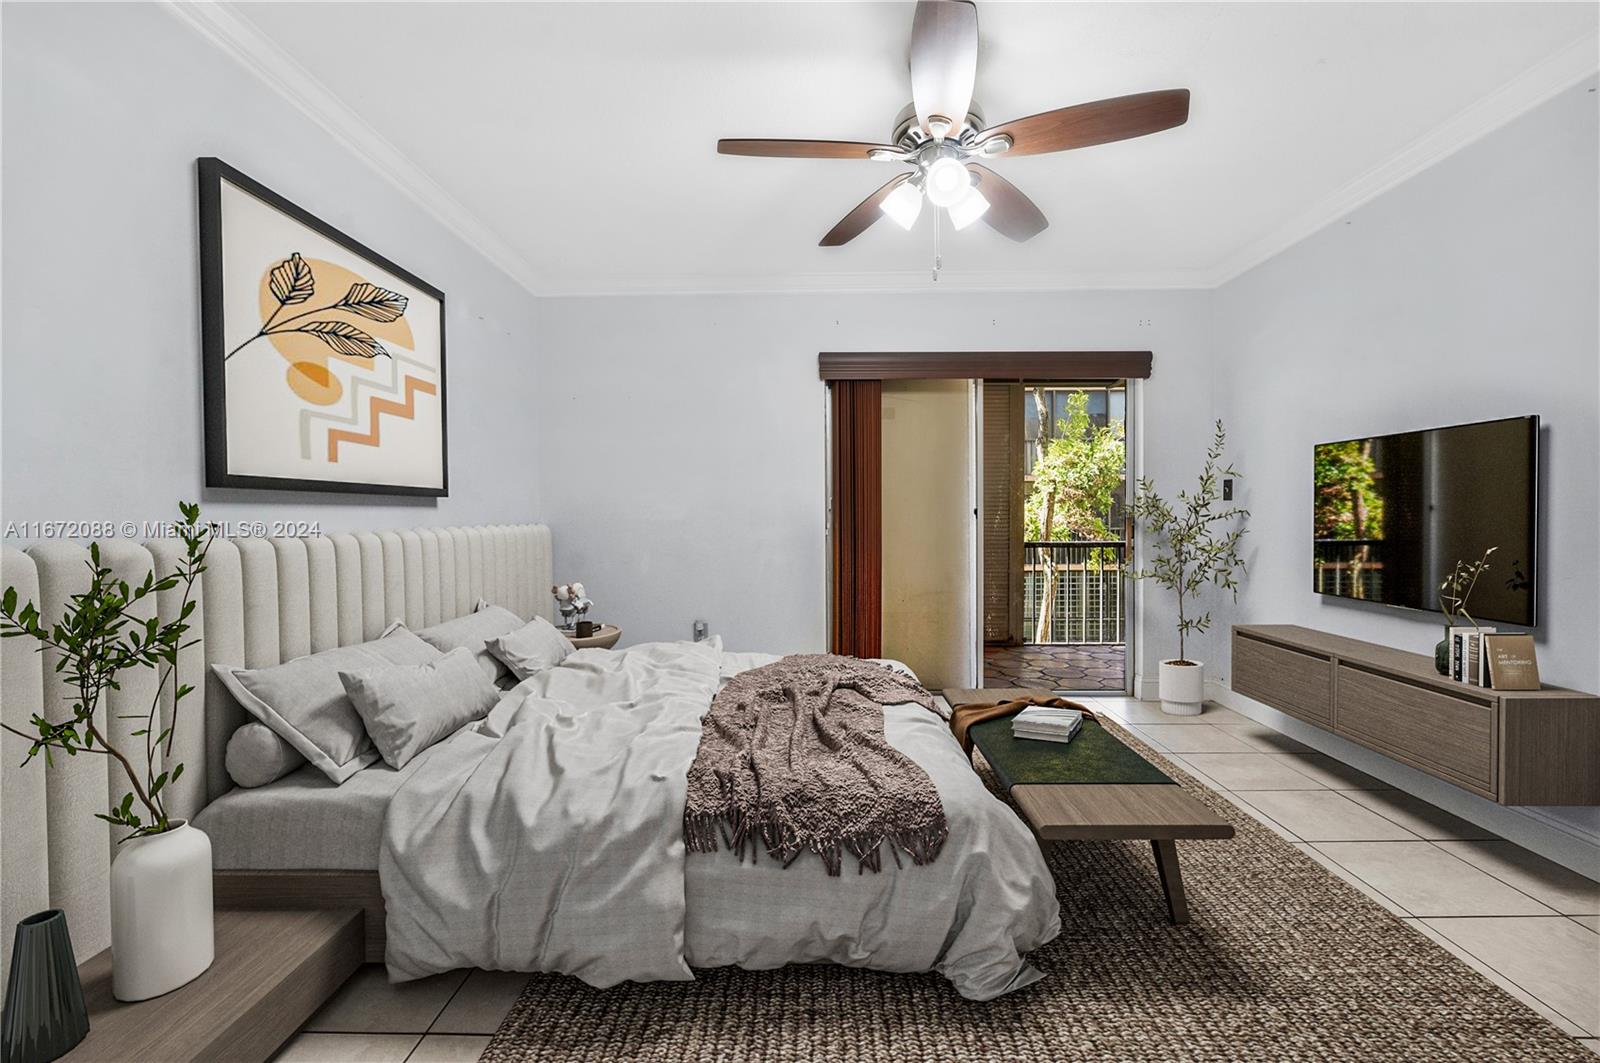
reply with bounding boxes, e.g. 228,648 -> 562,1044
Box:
270,696 -> 1600,1061
982,642 -> 1126,691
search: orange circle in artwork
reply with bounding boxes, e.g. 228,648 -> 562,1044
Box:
286,360 -> 343,406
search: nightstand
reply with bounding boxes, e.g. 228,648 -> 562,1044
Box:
565,624 -> 621,650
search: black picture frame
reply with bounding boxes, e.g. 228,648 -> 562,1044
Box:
198,157 -> 448,496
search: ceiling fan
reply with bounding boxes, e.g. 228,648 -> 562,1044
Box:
718,0 -> 1190,247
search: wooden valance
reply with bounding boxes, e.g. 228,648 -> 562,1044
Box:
818,351 -> 1152,381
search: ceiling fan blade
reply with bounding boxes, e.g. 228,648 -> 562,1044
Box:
968,164 -> 1048,242
820,173 -> 911,246
718,139 -> 902,160
910,0 -> 977,138
976,89 -> 1190,157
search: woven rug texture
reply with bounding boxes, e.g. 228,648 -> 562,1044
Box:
482,719 -> 1588,1062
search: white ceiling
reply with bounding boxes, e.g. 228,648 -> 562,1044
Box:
216,1 -> 1597,295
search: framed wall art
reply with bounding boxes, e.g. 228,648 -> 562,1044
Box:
198,157 -> 447,495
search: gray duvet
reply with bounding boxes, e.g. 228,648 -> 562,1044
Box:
379,639 -> 1060,1001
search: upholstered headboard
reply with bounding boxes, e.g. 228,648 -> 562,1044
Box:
0,523 -> 552,972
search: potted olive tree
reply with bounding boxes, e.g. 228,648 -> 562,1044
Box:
1,504 -> 215,1001
1131,422 -> 1249,715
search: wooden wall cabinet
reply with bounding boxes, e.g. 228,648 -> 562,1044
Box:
1231,625 -> 1600,806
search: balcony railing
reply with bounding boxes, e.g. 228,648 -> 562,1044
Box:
1314,538 -> 1385,601
1022,540 -> 1127,645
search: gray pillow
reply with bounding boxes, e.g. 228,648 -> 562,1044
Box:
224,721 -> 307,789
339,647 -> 501,768
212,627 -> 442,784
487,616 -> 576,681
415,605 -> 525,685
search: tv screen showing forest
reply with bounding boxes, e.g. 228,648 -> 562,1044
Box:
1312,416 -> 1537,627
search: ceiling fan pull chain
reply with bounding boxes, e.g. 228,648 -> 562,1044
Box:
932,207 -> 943,281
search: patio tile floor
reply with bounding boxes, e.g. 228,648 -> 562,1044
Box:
983,643 -> 1126,692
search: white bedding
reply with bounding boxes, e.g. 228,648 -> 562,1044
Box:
378,639 -> 1060,1000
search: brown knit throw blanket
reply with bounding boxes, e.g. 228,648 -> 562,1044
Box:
683,655 -> 948,876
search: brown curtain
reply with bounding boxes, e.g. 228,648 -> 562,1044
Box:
830,380 -> 882,658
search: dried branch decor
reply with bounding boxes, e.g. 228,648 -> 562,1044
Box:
1131,420 -> 1249,665
1,504 -> 213,839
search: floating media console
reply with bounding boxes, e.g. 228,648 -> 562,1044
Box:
1231,625 -> 1599,806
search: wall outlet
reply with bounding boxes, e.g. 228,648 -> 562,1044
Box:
692,619 -> 710,642
1222,478 -> 1234,501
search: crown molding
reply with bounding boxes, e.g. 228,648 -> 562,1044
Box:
1212,30 -> 1600,287
163,0 -> 549,297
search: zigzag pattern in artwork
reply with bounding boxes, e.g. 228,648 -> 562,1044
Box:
326,375 -> 438,461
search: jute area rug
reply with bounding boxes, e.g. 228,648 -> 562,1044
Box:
482,720 -> 1588,1062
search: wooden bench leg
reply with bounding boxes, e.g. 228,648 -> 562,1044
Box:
1151,839 -> 1190,925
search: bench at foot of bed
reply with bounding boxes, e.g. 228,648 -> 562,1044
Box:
943,688 -> 1235,925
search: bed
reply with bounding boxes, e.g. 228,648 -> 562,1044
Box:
4,523 -> 1060,1002
197,641 -> 1061,1000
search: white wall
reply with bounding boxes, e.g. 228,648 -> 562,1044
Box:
881,379 -> 973,689
1210,78 -> 1600,873
534,289 -> 1216,663
1,3 -> 544,536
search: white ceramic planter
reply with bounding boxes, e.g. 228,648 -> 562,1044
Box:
110,820 -> 214,1001
1159,659 -> 1205,716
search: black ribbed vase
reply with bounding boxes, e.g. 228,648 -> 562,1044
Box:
2,910 -> 89,1063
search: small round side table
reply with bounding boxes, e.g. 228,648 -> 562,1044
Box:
565,624 -> 621,650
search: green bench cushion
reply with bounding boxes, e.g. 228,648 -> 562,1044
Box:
967,716 -> 1174,790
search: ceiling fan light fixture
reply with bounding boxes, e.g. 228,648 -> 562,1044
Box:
879,180 -> 925,230
924,155 -> 971,208
927,114 -> 953,141
947,186 -> 990,230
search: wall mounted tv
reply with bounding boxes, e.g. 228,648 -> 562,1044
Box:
1313,416 -> 1538,627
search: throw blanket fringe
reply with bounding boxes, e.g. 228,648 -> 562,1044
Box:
684,655 -> 948,876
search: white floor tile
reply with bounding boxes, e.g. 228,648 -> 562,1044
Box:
1234,790 -> 1415,842
1131,724 -> 1258,754
1341,789 -> 1497,840
1294,843 -> 1412,917
1574,916 -> 1600,933
1178,753 -> 1328,790
1422,916 -> 1600,1035
1579,1038 -> 1600,1057
1313,842 -> 1558,917
408,1034 -> 492,1063
306,966 -> 469,1034
1094,699 -> 1250,726
1431,840 -> 1600,915
431,969 -> 528,1034
271,1032 -> 420,1063
1405,919 -> 1589,1039
1268,753 -> 1388,790
1213,721 -> 1315,754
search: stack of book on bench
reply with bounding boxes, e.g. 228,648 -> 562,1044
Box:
1012,704 -> 1084,745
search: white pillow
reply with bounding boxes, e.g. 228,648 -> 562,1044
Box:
339,647 -> 501,768
212,627 -> 442,784
415,605 -> 525,684
487,616 -> 577,680
224,721 -> 307,788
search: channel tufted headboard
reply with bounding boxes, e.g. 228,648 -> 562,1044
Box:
0,523 -> 552,974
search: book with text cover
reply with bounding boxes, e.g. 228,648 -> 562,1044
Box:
1485,634 -> 1540,690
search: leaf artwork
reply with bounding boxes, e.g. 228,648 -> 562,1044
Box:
339,282 -> 408,323
268,252 -> 315,306
297,320 -> 389,359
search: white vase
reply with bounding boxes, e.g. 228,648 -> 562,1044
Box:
110,820 -> 214,1001
1159,659 -> 1205,716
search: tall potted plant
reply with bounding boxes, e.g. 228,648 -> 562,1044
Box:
1131,421 -> 1249,715
1,504 -> 215,1001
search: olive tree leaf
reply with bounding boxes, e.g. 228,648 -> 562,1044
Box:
296,320 -> 389,359
268,252 -> 315,306
338,282 -> 408,323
